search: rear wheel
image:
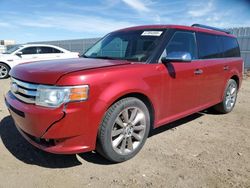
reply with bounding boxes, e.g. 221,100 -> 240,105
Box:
214,79 -> 238,113
0,63 -> 10,79
97,97 -> 150,162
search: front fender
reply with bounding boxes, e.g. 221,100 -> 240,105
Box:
0,60 -> 13,69
97,80 -> 152,108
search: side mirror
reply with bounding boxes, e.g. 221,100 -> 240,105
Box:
16,51 -> 23,56
161,52 -> 192,63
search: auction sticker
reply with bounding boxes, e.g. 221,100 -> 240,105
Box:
141,31 -> 163,36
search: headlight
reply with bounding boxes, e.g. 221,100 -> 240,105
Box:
36,85 -> 89,108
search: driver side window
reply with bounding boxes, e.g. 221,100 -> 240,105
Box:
162,31 -> 197,60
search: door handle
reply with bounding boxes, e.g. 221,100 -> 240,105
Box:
194,69 -> 203,75
224,65 -> 229,71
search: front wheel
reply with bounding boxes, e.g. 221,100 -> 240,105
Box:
0,63 -> 10,79
97,97 -> 150,162
214,79 -> 238,113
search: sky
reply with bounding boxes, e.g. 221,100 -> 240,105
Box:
0,0 -> 250,43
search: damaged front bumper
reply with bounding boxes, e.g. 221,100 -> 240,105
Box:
5,91 -> 96,154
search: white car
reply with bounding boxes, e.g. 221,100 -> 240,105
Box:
0,44 -> 79,79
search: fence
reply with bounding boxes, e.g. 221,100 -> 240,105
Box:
29,38 -> 100,55
229,27 -> 250,69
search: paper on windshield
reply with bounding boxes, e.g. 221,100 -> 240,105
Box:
141,31 -> 163,36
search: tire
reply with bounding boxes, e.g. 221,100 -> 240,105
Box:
214,79 -> 238,114
0,63 -> 10,79
97,97 -> 150,163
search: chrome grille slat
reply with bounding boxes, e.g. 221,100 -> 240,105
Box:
12,78 -> 38,90
11,77 -> 38,104
12,92 -> 36,104
16,87 -> 37,97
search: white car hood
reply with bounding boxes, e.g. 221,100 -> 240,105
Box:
0,54 -> 13,59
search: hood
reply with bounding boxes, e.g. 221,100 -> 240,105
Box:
0,53 -> 12,58
10,58 -> 131,84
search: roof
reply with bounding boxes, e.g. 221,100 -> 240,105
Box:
115,25 -> 235,38
21,44 -> 61,47
19,44 -> 69,52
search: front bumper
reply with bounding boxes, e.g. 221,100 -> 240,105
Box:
5,91 -> 97,154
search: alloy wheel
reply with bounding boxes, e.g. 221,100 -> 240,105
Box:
0,65 -> 8,78
111,107 -> 146,155
225,82 -> 237,110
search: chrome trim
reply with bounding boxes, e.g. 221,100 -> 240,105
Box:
17,87 -> 37,97
10,77 -> 38,104
164,52 -> 192,62
11,78 -> 38,90
11,92 -> 35,104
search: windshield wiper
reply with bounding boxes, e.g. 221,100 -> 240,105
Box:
81,54 -> 89,58
81,55 -> 117,60
124,57 -> 140,62
91,56 -> 118,60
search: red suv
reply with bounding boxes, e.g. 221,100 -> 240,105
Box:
5,24 -> 243,162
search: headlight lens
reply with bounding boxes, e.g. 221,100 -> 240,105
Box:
36,85 -> 89,108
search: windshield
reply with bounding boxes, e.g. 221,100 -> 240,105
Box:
84,29 -> 166,62
3,45 -> 22,54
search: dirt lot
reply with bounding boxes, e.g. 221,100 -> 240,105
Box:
0,78 -> 249,188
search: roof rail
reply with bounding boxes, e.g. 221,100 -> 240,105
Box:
191,24 -> 231,34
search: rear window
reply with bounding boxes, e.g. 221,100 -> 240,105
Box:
196,32 -> 240,59
196,33 -> 221,59
221,36 -> 240,57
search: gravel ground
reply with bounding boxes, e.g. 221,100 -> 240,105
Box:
0,77 -> 249,188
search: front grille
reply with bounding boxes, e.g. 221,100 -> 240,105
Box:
11,77 -> 38,104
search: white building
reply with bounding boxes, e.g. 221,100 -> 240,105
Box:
0,40 -> 16,46
0,45 -> 6,53
0,40 -> 16,53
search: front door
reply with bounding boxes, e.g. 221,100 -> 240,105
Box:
157,30 -> 202,124
19,47 -> 39,63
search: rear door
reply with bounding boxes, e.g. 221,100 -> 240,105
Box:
36,46 -> 64,61
158,30 -> 202,122
195,33 -> 228,106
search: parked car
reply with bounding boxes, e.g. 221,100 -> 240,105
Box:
5,24 -> 243,162
0,44 -> 79,79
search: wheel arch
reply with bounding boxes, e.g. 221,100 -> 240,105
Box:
230,75 -> 239,88
0,61 -> 11,70
109,92 -> 155,130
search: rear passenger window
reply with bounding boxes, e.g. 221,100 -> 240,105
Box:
221,37 -> 240,57
196,33 -> 221,59
165,31 -> 197,59
38,47 -> 62,54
